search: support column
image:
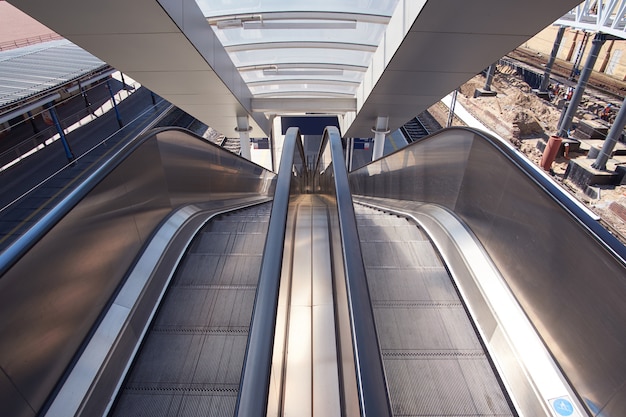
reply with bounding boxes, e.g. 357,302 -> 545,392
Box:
236,116 -> 253,160
46,103 -> 74,161
447,89 -> 458,127
557,33 -> 606,138
474,63 -> 498,97
106,80 -> 124,128
348,138 -> 355,172
371,116 -> 389,161
484,64 -> 496,91
79,81 -> 92,114
540,26 -> 566,92
27,111 -> 38,134
592,97 -> 626,170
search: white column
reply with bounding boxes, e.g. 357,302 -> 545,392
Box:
236,115 -> 252,160
371,116 -> 389,161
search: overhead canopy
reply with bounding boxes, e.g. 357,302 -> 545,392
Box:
0,39 -> 107,110
201,1 -> 396,104
8,0 -> 583,138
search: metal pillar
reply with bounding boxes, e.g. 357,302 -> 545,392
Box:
540,26 -> 565,92
236,116 -> 252,160
557,33 -> 606,138
569,32 -> 589,80
120,73 -> 127,90
46,103 -> 74,161
348,138 -> 354,172
371,116 -> 389,161
483,64 -> 496,91
79,81 -> 92,113
592,97 -> 626,170
27,111 -> 38,134
447,89 -> 458,127
106,80 -> 124,128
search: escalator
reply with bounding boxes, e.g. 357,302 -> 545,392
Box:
355,205 -> 514,416
111,204 -> 271,416
1,126 -> 625,417
106,127 -> 517,417
110,195 -> 516,417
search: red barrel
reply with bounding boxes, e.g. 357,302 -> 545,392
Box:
540,135 -> 563,171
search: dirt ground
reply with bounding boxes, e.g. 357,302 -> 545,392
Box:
427,66 -> 626,243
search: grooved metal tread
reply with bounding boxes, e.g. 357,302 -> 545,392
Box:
354,205 -> 515,417
110,203 -> 271,417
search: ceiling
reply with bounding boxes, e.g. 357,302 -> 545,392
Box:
7,0 -> 583,138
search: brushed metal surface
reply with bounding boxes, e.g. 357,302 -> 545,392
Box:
316,126 -> 393,417
0,128 -> 275,417
349,127 -> 626,416
234,127 -> 308,417
279,196 -> 341,417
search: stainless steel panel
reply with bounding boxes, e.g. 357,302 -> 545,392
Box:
283,306 -> 312,416
234,127 -> 307,417
312,305 -> 341,417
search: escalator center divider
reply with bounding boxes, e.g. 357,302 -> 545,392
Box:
236,126 -> 392,417
234,127 -> 307,417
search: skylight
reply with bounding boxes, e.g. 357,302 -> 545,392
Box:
196,0 -> 400,110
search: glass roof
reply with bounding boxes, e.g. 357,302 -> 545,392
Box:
196,0 -> 400,107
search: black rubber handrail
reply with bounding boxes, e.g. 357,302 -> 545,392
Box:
319,126 -> 393,417
234,126 -> 307,417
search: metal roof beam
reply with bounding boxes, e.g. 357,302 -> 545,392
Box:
225,41 -> 377,53
251,97 -> 356,113
207,11 -> 391,25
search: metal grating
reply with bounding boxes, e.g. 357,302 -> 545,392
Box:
354,205 -> 514,417
110,203 -> 272,417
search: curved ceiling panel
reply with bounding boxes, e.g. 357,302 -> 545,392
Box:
197,0 -> 399,118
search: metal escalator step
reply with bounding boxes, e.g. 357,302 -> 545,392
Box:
354,204 -> 514,417
110,203 -> 271,417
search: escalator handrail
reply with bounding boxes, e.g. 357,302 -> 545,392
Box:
234,126 -> 307,417
320,126 -> 393,417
